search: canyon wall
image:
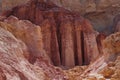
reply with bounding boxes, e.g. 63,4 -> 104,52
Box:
0,0 -> 120,80
4,0 -> 102,68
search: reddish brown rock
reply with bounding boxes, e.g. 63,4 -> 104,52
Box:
35,7 -> 43,25
0,68 -> 6,80
82,19 -> 100,65
113,14 -> 120,32
60,17 -> 75,68
1,0 -> 120,80
40,19 -> 52,60
96,33 -> 106,55
115,21 -> 120,32
74,19 -> 83,65
1,0 -> 101,68
41,19 -> 61,66
34,58 -> 66,80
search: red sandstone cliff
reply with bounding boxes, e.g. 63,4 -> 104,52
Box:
4,0 -> 101,68
0,0 -> 120,80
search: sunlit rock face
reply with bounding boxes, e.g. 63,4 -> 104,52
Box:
0,16 -> 50,64
103,32 -> 120,62
0,27 -> 48,80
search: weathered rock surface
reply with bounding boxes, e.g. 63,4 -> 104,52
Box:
113,14 -> 120,32
0,27 -> 48,80
7,0 -> 101,68
0,16 -> 50,64
0,0 -> 29,12
96,33 -> 106,55
0,18 -> 67,80
50,0 -> 120,35
78,32 -> 120,80
40,19 -> 61,66
1,0 -> 120,35
82,20 -> 99,65
1,0 -> 120,80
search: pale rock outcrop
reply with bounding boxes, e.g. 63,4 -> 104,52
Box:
79,32 -> 120,79
0,27 -> 48,80
0,16 -> 51,63
103,32 -> 120,62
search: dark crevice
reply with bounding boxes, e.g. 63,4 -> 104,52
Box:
81,31 -> 85,65
56,20 -> 62,65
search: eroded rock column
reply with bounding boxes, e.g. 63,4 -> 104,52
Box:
74,19 -> 83,65
60,16 -> 75,68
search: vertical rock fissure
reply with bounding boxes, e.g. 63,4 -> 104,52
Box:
81,31 -> 85,65
56,22 -> 62,65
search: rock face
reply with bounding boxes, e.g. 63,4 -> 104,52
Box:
103,32 -> 120,62
1,0 -> 120,35
113,14 -> 120,32
0,27 -> 48,80
0,16 -> 50,64
0,0 -> 29,12
50,0 -> 120,35
78,32 -> 120,80
0,0 -> 120,80
2,0 -> 101,68
82,20 -> 99,64
0,17 -> 67,80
